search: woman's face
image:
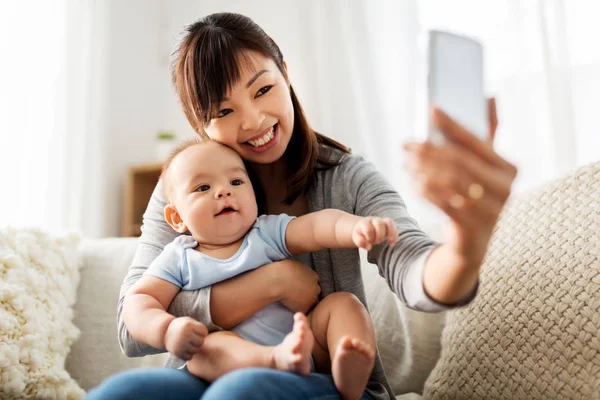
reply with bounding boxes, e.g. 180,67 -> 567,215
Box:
203,51 -> 294,165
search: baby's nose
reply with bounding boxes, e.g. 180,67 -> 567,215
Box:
216,188 -> 232,198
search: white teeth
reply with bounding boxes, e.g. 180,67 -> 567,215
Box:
248,126 -> 275,147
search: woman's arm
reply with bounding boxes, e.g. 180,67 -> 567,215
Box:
341,105 -> 515,309
338,152 -> 472,312
404,104 -> 517,304
210,259 -> 321,328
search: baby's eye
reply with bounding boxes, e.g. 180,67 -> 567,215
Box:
231,179 -> 243,186
197,184 -> 210,192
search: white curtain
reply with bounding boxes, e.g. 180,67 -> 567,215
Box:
299,0 -> 431,223
0,0 -> 107,237
301,0 -> 600,233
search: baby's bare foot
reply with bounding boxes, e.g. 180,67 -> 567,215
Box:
272,313 -> 314,376
332,336 -> 376,400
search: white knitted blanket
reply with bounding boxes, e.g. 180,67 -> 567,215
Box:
424,161 -> 600,399
0,228 -> 85,400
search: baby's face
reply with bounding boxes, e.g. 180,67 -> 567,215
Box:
167,141 -> 258,245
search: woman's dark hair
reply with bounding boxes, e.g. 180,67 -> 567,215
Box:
171,12 -> 349,205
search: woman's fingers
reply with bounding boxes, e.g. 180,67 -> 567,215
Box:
431,107 -> 515,173
411,174 -> 473,225
404,143 -> 471,195
409,172 -> 505,227
403,142 -> 507,219
404,141 -> 514,202
488,97 -> 498,144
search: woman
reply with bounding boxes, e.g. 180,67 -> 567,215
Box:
87,12 -> 517,400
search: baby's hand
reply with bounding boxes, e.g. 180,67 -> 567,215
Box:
164,316 -> 208,361
352,217 -> 398,251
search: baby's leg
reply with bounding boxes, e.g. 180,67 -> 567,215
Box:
308,292 -> 376,400
187,313 -> 314,382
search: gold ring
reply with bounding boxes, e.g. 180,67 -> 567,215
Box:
468,183 -> 485,200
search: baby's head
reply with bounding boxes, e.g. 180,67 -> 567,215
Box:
161,139 -> 258,245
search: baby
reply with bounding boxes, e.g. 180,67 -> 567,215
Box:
123,139 -> 398,400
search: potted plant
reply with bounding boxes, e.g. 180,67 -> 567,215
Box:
155,130 -> 177,161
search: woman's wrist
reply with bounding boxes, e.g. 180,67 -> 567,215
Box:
265,260 -> 289,303
423,243 -> 482,304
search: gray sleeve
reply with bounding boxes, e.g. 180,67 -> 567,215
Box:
340,154 -> 477,312
117,180 -> 221,358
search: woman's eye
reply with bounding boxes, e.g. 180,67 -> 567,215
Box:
231,179 -> 243,186
197,184 -> 210,192
255,85 -> 273,98
216,108 -> 232,118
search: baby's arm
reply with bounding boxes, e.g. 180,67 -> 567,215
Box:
285,209 -> 397,255
123,276 -> 207,360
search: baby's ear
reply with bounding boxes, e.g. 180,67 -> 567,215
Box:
164,204 -> 187,233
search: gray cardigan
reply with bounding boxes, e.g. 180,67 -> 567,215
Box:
117,145 -> 475,400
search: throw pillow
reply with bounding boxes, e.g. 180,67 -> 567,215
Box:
0,227 -> 85,399
423,161 -> 600,399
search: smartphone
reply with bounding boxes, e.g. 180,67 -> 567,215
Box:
417,30 -> 488,144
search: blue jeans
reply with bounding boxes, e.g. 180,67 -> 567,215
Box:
85,367 -> 374,399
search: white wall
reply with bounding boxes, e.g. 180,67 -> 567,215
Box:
96,0 -> 170,236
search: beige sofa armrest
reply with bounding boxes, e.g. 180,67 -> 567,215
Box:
66,238 -> 169,391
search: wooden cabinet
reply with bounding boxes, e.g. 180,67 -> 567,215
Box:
122,163 -> 163,237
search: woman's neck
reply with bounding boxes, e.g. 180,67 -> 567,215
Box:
251,157 -> 309,216
252,158 -> 288,187
252,158 -> 289,205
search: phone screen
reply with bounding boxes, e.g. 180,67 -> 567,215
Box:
428,31 -> 488,142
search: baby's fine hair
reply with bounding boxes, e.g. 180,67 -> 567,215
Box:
160,137 -> 211,201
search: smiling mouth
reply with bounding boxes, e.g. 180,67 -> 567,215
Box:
246,124 -> 277,147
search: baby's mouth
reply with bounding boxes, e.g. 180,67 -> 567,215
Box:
216,207 -> 237,216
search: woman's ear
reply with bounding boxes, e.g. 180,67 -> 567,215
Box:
164,204 -> 187,233
282,60 -> 290,86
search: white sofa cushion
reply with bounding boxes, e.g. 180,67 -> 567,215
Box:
0,228 -> 85,400
423,161 -> 600,399
65,237 -> 168,391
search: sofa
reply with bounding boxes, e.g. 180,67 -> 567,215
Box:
1,161 -> 598,399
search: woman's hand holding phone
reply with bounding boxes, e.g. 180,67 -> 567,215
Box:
403,98 -> 517,268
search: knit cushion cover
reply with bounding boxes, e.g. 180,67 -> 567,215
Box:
423,161 -> 600,399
